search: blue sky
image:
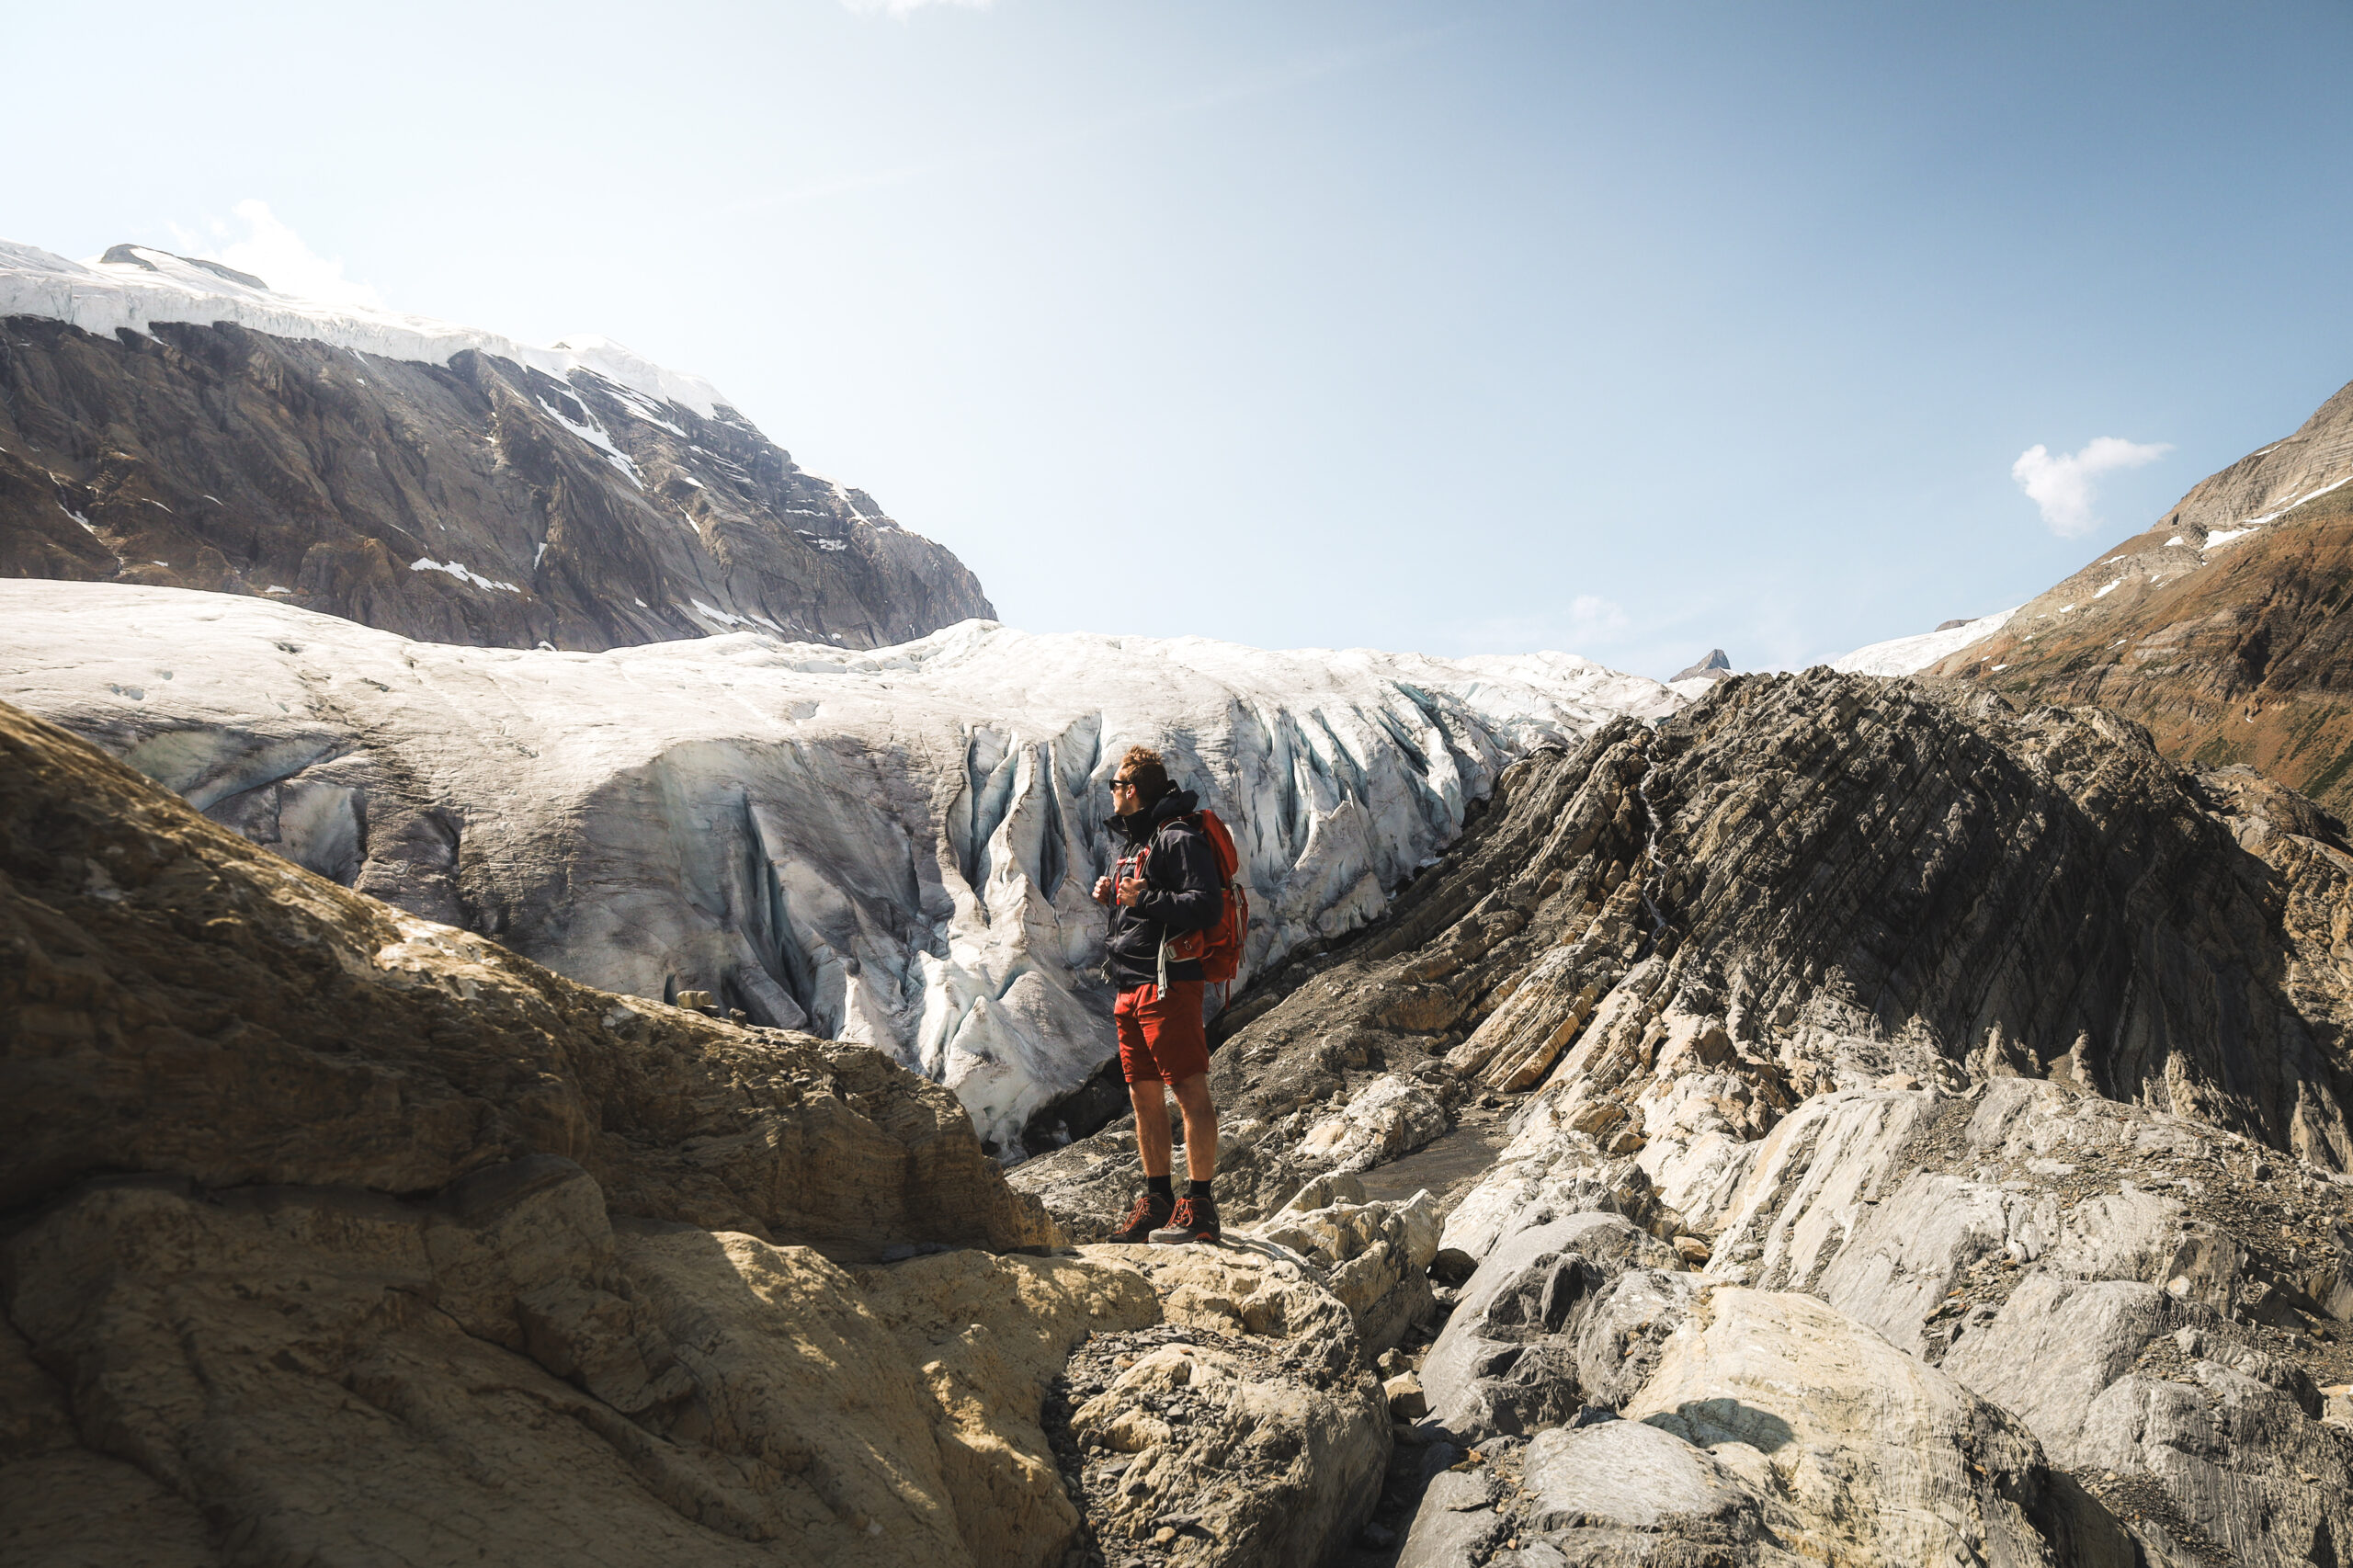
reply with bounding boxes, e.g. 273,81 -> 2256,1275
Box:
10,1 -> 2352,678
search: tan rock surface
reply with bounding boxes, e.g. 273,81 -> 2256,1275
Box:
0,1156 -> 1157,1568
1625,1288 -> 2136,1568
1057,1245 -> 1391,1566
0,697 -> 1052,1256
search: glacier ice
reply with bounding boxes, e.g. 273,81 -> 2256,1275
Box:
0,240 -> 728,415
1829,607 -> 2018,677
0,582 -> 1680,1153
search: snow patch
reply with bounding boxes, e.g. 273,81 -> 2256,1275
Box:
2093,577 -> 2123,598
1829,608 -> 2018,676
2202,527 -> 2257,551
410,557 -> 520,594
2241,473 -> 2353,528
535,396 -> 643,490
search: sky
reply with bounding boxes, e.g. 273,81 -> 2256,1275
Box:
8,0 -> 2352,679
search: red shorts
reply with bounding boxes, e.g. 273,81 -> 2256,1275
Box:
1115,981 -> 1210,1085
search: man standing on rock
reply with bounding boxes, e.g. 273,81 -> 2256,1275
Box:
1093,745 -> 1223,1244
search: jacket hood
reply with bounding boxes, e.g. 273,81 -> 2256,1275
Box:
1108,787 -> 1199,844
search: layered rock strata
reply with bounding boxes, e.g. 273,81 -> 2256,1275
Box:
1016,669 -> 2353,1563
0,698 -> 1393,1567
1016,665 -> 2353,1240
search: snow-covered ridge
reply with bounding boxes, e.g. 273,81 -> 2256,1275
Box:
0,241 -> 728,416
0,583 -> 1681,1153
1828,608 -> 2018,677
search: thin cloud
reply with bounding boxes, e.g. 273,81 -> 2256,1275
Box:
2011,437 -> 2171,538
1456,595 -> 1633,657
170,201 -> 383,310
844,0 -> 991,14
722,23 -> 1461,215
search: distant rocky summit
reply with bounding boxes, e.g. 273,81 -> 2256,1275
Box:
1667,648 -> 1732,684
0,242 -> 991,650
1914,375 -> 2353,812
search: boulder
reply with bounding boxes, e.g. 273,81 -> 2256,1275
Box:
1516,1416 -> 1787,1559
1057,1246 -> 1392,1566
1420,1212 -> 1685,1439
1626,1289 -> 2138,1567
1245,1191 -> 1442,1356
1946,1276 -> 2353,1566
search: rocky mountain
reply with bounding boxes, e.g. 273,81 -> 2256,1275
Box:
0,580 -> 1681,1153
1917,376 -> 2353,813
17,237 -> 2353,1568
0,242 -> 990,650
17,619 -> 2353,1562
1667,648 -> 1731,684
0,698 -> 1394,1568
1017,666 -> 2353,1564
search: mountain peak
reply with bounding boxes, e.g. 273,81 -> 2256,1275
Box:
1671,648 -> 1733,683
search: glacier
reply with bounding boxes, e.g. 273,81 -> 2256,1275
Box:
1828,607 -> 2017,677
0,241 -> 730,415
0,582 -> 1680,1153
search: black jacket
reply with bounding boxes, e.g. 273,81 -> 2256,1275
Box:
1104,788 -> 1223,990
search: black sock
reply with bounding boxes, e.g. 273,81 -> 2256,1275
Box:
1147,1174 -> 1174,1200
1187,1179 -> 1214,1202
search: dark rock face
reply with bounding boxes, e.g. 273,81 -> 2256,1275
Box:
0,313 -> 992,650
1932,376 -> 2353,813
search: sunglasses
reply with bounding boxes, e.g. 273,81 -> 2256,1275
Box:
1109,777 -> 1139,795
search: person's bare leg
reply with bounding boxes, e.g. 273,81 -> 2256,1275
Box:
1170,1074 -> 1218,1184
1131,1080 -> 1174,1177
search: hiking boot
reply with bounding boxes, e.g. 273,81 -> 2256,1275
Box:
1150,1196 -> 1221,1245
1111,1190 -> 1175,1244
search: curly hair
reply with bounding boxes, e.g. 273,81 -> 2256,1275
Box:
1118,744 -> 1171,803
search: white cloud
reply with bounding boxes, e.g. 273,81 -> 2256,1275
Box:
843,0 -> 991,14
175,200 -> 383,310
2011,437 -> 2171,538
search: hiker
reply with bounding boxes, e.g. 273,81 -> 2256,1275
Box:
1094,744 -> 1232,1244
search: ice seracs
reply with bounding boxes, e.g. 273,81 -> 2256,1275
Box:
0,581 -> 1683,1153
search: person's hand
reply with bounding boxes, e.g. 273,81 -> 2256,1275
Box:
1092,875 -> 1115,905
1116,868 -> 1146,908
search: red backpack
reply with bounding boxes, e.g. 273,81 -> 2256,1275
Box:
1161,808 -> 1249,985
